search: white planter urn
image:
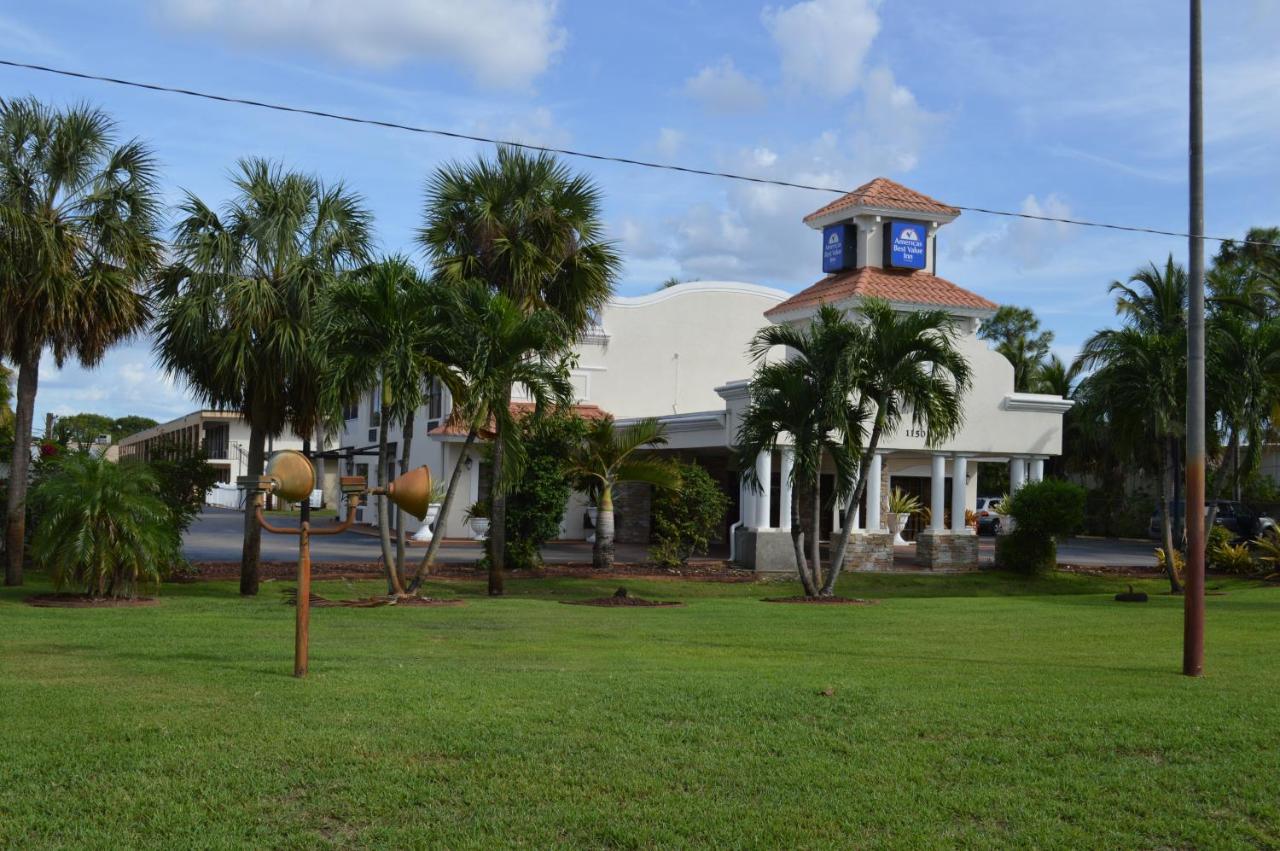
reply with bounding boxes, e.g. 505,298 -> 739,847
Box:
887,512 -> 912,546
469,517 -> 490,540
412,504 -> 442,543
585,506 -> 598,544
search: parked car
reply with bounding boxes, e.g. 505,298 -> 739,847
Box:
975,496 -> 1005,536
1147,500 -> 1277,542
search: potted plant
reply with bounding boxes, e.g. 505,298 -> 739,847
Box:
887,487 -> 921,545
411,481 -> 449,543
464,498 -> 491,540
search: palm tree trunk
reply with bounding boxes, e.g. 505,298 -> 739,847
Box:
1160,438 -> 1183,594
375,412 -> 402,595
4,348 -> 39,586
826,418 -> 885,595
809,466 -> 822,596
594,483 -> 615,570
408,429 -> 478,592
395,408 -> 415,587
788,482 -> 814,596
488,388 -> 513,596
239,424 -> 266,596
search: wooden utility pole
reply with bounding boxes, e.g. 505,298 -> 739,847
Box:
1183,0 -> 1206,677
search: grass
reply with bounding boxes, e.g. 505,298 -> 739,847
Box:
1,569 -> 1277,848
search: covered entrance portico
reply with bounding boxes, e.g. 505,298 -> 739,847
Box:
732,445 -> 1053,572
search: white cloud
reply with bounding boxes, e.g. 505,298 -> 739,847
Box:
763,0 -> 880,98
0,14 -> 65,59
470,106 -> 569,148
655,128 -> 685,158
952,193 -> 1075,271
159,0 -> 567,89
850,67 -> 940,172
683,58 -> 767,114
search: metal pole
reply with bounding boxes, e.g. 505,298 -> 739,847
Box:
1183,0 -> 1206,677
295,520 -> 311,678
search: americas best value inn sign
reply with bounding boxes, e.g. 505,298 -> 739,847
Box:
822,220 -> 927,272
885,221 -> 927,270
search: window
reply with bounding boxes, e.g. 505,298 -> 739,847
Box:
426,377 -> 444,427
342,398 -> 359,421
367,389 -> 381,443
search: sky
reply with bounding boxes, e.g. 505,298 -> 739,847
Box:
3,0 -> 1279,428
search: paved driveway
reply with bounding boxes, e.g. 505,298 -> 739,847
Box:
187,509 -> 1158,568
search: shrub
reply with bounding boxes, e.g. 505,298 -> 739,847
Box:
995,529 -> 1056,574
31,454 -> 179,598
650,462 -> 728,567
996,479 -> 1085,575
1211,541 -> 1255,575
1155,547 -> 1185,582
497,411 -> 586,570
1206,524 -> 1231,556
145,438 -> 220,536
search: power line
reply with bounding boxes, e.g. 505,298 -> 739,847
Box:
2,57 -> 1277,250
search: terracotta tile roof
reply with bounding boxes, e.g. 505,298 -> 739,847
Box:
804,177 -> 960,224
764,266 -> 997,318
428,402 -> 609,437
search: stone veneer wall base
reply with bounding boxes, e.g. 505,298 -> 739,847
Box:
915,529 -> 980,571
844,530 -> 894,572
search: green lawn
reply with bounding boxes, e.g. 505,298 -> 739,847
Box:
1,570 -> 1276,849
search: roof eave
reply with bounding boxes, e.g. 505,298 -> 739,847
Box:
804,205 -> 960,231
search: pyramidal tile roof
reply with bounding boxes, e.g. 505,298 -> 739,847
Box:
804,177 -> 960,224
764,266 -> 997,318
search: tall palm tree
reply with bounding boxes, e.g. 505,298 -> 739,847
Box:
1078,256 -> 1187,592
826,298 -> 972,594
418,147 -> 621,590
0,98 -> 162,586
322,256 -> 461,595
417,282 -> 573,595
152,158 -> 371,596
738,305 -> 867,597
564,416 -> 681,570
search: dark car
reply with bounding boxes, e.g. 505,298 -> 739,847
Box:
1147,500 -> 1277,542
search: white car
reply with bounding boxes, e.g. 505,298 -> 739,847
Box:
975,497 -> 1005,535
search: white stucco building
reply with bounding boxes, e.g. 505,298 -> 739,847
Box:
335,177 -> 1072,571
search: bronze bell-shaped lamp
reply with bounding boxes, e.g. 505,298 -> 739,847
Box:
381,465 -> 433,521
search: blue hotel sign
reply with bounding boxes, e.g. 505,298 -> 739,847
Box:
822,224 -> 856,273
886,220 -> 927,270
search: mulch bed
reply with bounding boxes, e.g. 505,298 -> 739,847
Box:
558,593 -> 680,606
25,594 -> 160,608
762,596 -> 879,605
184,560 -> 755,583
282,589 -> 463,608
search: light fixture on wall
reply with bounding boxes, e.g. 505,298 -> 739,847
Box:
464,456 -> 473,471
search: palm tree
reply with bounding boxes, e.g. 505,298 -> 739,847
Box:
1034,354 -> 1080,397
152,158 -> 371,596
564,417 -> 681,570
415,282 -> 573,595
738,305 -> 868,597
322,256 -> 461,595
826,298 -> 972,594
0,98 -> 162,586
978,305 -> 1053,392
30,454 -> 178,599
1078,257 -> 1187,592
418,147 -> 621,590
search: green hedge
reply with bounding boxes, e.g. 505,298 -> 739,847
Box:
996,479 -> 1085,575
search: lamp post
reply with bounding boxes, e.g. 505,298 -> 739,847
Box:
240,450 -> 433,677
1184,0 -> 1206,678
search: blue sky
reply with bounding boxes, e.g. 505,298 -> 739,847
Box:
3,0 -> 1278,426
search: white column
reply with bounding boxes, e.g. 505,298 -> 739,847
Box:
740,474 -> 755,530
1029,457 -> 1045,483
1010,456 -> 1027,493
755,450 -> 772,530
930,453 -> 947,532
778,447 -> 795,532
866,452 -> 883,531
951,454 -> 969,533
